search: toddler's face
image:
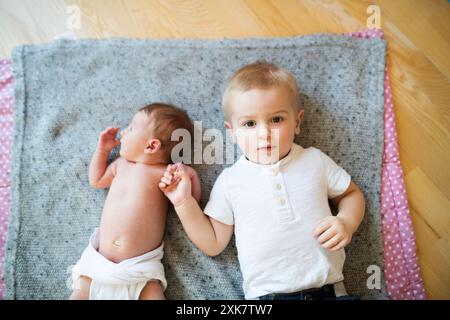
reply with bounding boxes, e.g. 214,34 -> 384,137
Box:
119,111 -> 152,161
225,86 -> 303,165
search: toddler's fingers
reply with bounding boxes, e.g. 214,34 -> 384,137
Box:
329,239 -> 347,252
174,168 -> 189,180
173,162 -> 186,174
317,228 -> 337,244
165,164 -> 175,174
313,220 -> 332,237
173,177 -> 181,184
322,235 -> 343,250
176,163 -> 186,170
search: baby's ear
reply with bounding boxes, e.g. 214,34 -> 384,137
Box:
144,138 -> 162,154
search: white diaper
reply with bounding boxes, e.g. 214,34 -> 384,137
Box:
71,228 -> 167,300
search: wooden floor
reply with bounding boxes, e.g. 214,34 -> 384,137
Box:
0,0 -> 449,299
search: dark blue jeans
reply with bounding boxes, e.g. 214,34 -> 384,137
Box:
258,284 -> 360,301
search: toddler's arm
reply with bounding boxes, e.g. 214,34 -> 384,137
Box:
314,180 -> 365,251
159,164 -> 233,256
331,181 -> 365,234
89,126 -> 121,189
178,164 -> 202,203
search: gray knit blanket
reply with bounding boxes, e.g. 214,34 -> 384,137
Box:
5,35 -> 387,299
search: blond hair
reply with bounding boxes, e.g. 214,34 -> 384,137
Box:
139,103 -> 193,162
222,61 -> 300,121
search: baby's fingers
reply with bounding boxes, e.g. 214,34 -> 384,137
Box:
158,181 -> 167,190
100,128 -> 120,140
163,171 -> 174,180
161,176 -> 172,185
102,126 -> 119,134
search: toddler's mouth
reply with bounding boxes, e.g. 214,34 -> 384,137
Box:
257,145 -> 276,151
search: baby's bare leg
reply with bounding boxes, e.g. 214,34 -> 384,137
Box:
69,275 -> 92,300
139,281 -> 165,300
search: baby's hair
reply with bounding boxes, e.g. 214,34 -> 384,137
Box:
139,103 -> 193,162
222,61 -> 300,121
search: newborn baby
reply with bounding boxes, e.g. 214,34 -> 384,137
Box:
70,103 -> 201,300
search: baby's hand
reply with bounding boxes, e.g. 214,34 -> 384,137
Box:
159,163 -> 192,207
97,126 -> 121,153
313,216 -> 353,252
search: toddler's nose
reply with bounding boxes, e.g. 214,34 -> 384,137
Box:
257,126 -> 271,139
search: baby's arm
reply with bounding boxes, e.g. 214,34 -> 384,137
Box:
89,126 -> 121,189
159,164 -> 233,256
314,180 -> 365,251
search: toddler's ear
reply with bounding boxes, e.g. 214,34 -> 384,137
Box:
224,121 -> 236,144
145,138 -> 162,154
295,109 -> 305,135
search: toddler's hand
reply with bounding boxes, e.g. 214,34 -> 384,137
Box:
97,126 -> 121,153
159,163 -> 192,207
313,216 -> 353,251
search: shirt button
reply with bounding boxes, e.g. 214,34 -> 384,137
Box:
275,183 -> 282,190
278,197 -> 286,205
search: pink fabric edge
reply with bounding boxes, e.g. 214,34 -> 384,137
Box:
0,30 -> 427,300
0,58 -> 13,300
346,29 -> 426,300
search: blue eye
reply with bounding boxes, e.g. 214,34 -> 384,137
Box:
243,121 -> 256,128
271,116 -> 283,124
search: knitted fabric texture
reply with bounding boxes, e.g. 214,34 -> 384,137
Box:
5,35 -> 387,299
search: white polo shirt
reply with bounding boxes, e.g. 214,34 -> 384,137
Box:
204,143 -> 351,299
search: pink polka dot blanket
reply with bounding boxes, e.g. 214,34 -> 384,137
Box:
0,30 -> 426,299
346,29 -> 426,300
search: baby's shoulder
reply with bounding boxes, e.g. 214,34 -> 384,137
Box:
141,163 -> 167,175
151,164 -> 169,177
113,156 -> 128,169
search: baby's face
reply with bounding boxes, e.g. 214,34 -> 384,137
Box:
226,86 -> 303,165
119,111 -> 152,161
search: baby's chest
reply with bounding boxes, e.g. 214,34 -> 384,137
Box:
114,166 -> 160,192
